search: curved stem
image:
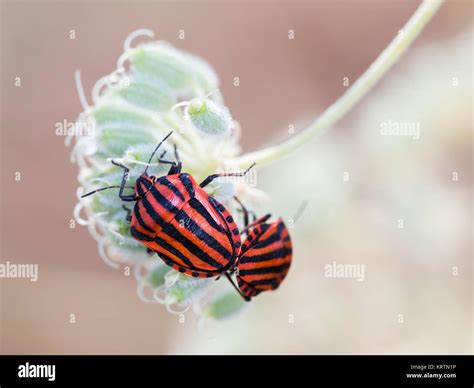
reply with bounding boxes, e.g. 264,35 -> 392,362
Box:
232,0 -> 444,168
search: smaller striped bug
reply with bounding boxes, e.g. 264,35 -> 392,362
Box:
81,132 -> 255,300
230,198 -> 293,300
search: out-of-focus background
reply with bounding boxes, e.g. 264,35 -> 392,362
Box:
1,0 -> 472,354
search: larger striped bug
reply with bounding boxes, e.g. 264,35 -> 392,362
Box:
81,132 -> 254,300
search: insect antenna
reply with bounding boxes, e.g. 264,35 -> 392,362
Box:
81,185 -> 135,198
291,199 -> 309,224
143,131 -> 173,175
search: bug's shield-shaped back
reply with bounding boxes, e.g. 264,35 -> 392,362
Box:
237,218 -> 292,299
131,173 -> 241,279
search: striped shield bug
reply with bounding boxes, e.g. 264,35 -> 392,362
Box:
230,198 -> 293,300
81,132 -> 255,299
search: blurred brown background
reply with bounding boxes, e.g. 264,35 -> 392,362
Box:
1,0 -> 472,354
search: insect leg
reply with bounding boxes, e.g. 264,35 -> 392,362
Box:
241,214 -> 272,235
157,158 -> 180,175
122,205 -> 132,222
111,160 -> 137,201
225,272 -> 250,302
157,158 -> 176,166
172,144 -> 182,173
233,196 -> 259,227
199,163 -> 256,188
233,195 -> 271,234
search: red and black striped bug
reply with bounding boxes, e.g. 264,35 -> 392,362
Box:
230,198 -> 293,300
81,132 -> 254,299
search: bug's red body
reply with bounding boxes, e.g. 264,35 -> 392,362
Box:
236,218 -> 292,299
129,173 -> 241,278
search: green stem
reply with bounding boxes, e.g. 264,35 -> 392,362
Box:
232,0 -> 444,169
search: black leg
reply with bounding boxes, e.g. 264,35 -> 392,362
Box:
234,196 -> 250,227
157,144 -> 182,174
157,158 -> 176,166
170,143 -> 182,173
122,205 -> 132,222
235,196 -> 249,227
241,214 -> 272,235
199,163 -> 256,188
225,272 -> 250,302
234,196 -> 259,227
80,162 -> 136,199
157,158 -> 180,175
111,160 -> 136,201
173,144 -> 182,168
144,131 -> 173,175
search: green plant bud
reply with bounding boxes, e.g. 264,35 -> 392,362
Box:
145,263 -> 170,289
185,99 -> 232,136
166,275 -> 211,304
105,72 -> 176,112
128,42 -> 218,93
202,291 -> 247,320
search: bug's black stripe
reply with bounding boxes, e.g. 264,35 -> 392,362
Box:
240,225 -> 266,254
188,197 -> 226,233
150,185 -> 179,213
159,215 -> 228,270
161,178 -> 185,201
208,196 -> 223,214
207,196 -> 240,257
240,248 -> 289,263
277,221 -> 286,233
258,223 -> 271,235
239,263 -> 290,276
157,251 -> 189,275
174,209 -> 232,262
154,235 -> 198,270
244,277 -> 280,286
139,181 -> 150,195
238,280 -> 248,291
208,196 -> 228,224
133,204 -> 156,233
178,173 -> 195,198
130,226 -> 154,242
208,196 -> 225,213
252,232 -> 280,249
140,196 -> 166,228
237,279 -> 262,296
139,198 -> 206,269
139,190 -> 232,271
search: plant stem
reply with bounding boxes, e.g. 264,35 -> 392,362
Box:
232,0 -> 444,169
